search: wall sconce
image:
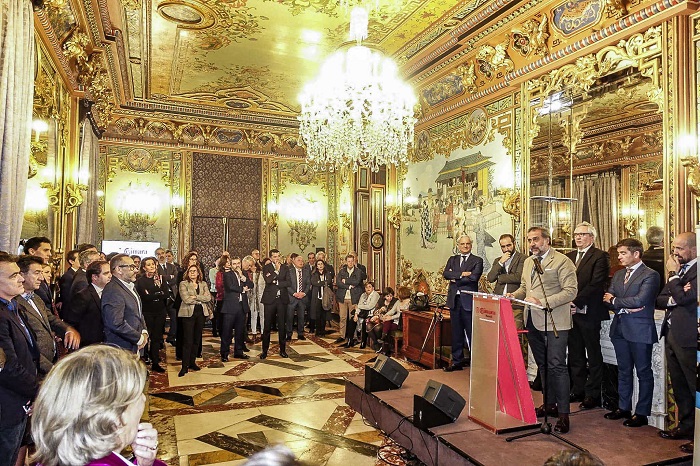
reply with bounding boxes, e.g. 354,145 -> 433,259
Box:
286,195 -> 319,252
116,180 -> 160,240
268,200 -> 279,231
170,194 -> 184,228
621,206 -> 645,237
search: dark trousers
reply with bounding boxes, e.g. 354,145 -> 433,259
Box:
144,310 -> 166,364
0,417 -> 27,466
568,314 -> 604,398
610,326 -> 653,415
286,298 -> 306,336
181,307 -> 205,371
166,302 -> 177,341
213,300 -> 223,337
220,311 -> 245,357
449,295 -> 472,365
527,315 -> 571,413
262,300 -> 286,354
666,331 -> 696,432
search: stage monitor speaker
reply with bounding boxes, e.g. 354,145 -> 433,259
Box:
364,354 -> 409,393
413,379 -> 466,429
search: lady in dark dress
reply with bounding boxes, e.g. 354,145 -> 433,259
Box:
135,256 -> 168,372
310,259 -> 333,336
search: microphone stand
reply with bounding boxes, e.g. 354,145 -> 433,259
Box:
506,257 -> 584,451
410,306 -> 445,369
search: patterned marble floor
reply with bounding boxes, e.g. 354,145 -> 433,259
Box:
146,327 -> 419,466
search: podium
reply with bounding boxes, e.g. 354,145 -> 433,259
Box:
467,292 -> 538,433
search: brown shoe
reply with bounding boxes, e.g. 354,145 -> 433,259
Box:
554,414 -> 570,434
680,442 -> 694,454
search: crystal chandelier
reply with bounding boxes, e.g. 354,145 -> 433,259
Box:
298,7 -> 417,172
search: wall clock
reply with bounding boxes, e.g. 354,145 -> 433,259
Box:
371,231 -> 384,249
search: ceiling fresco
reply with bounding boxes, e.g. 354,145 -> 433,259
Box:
129,0 -> 464,116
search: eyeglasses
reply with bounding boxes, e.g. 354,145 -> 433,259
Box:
119,264 -> 137,270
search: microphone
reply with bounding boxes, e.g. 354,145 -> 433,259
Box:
533,256 -> 545,275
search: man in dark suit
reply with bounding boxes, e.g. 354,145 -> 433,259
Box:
603,238 -> 660,428
261,249 -> 290,359
307,252 -> 316,276
23,236 -> 54,310
221,257 -> 252,361
156,247 -> 178,344
16,256 -> 79,377
565,222 -> 610,409
63,260 -> 111,347
350,251 -> 368,284
102,254 -> 148,353
287,253 -> 311,341
0,254 -> 39,465
443,234 -> 484,372
68,249 -> 101,310
57,249 -> 78,317
656,232 -> 697,450
335,254 -> 364,344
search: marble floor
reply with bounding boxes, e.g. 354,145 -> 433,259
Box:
147,326 -> 420,466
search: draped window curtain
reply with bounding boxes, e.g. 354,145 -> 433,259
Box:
76,121 -> 99,245
0,0 -> 34,252
571,171 -> 619,251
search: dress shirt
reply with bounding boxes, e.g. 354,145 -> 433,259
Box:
666,258 -> 696,307
92,283 -> 104,298
575,244 -> 593,265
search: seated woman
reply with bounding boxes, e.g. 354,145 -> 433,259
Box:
366,287 -> 398,352
367,286 -> 411,355
31,345 -> 164,466
348,281 -> 380,348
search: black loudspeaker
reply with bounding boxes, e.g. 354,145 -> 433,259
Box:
413,379 -> 466,429
364,354 -> 409,393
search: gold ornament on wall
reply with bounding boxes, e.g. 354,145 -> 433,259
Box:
386,205 -> 401,229
456,62 -> 478,94
510,15 -> 550,57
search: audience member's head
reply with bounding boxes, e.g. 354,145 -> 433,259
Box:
31,345 -> 148,466
646,226 -> 664,248
42,263 -> 53,284
76,243 -> 98,253
65,249 -> 79,270
397,286 -> 412,301
110,254 -> 137,283
130,255 -> 142,270
543,449 -> 605,466
79,250 -> 101,270
24,237 -> 52,264
243,445 -> 298,466
86,260 -> 111,289
0,254 -> 23,301
17,255 -> 45,293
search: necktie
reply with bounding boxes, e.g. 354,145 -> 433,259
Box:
624,267 -> 632,284
460,255 -> 467,267
679,264 -> 688,277
8,301 -> 33,345
575,251 -> 583,266
24,292 -> 35,301
297,269 -> 302,293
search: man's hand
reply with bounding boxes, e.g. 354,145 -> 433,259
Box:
63,329 -> 80,350
505,293 -> 514,298
684,282 -> 692,292
524,297 -> 542,306
603,292 -> 614,303
461,271 -> 472,277
666,255 -> 679,274
499,252 -> 512,264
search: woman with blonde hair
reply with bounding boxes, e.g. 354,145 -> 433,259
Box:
31,345 -> 163,466
178,264 -> 212,377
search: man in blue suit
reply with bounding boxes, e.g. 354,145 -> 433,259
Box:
221,257 -> 251,361
443,234 -> 483,371
287,253 -> 311,341
101,254 -> 148,353
603,238 -> 660,428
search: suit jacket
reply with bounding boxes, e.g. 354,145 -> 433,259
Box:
64,285 -> 104,347
70,269 -> 89,302
566,246 -> 611,321
16,294 -> 70,375
443,253 -> 484,310
261,263 -> 291,305
157,261 -> 179,299
36,280 -> 53,310
101,278 -> 147,352
58,267 -> 76,306
486,252 -> 525,295
287,266 -> 311,302
221,271 -> 247,314
178,280 -> 212,318
335,266 -> 364,304
657,263 -> 697,348
0,300 -> 39,427
644,246 -> 666,293
135,275 -> 168,315
512,249 -> 578,331
606,263 -> 660,344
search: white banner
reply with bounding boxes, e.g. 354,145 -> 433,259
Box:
102,240 -> 161,258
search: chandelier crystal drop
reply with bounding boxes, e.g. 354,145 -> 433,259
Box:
298,7 -> 417,172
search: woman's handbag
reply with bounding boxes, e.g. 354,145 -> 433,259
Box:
321,285 -> 334,311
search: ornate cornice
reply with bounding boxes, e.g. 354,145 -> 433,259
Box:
100,136 -> 305,158
34,9 -> 79,90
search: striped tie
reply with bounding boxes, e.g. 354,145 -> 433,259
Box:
623,267 -> 632,284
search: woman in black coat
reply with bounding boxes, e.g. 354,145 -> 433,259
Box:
310,259 -> 333,336
135,256 -> 169,372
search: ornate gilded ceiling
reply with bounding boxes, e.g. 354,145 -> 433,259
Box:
123,0 -> 464,116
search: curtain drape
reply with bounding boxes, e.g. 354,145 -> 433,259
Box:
0,0 -> 35,252
76,121 -> 99,245
572,171 -> 619,251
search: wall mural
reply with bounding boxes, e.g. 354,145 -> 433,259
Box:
401,101 -> 519,296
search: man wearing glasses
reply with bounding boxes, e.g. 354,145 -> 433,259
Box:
101,254 -> 148,353
565,222 -> 610,410
443,234 -> 483,372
